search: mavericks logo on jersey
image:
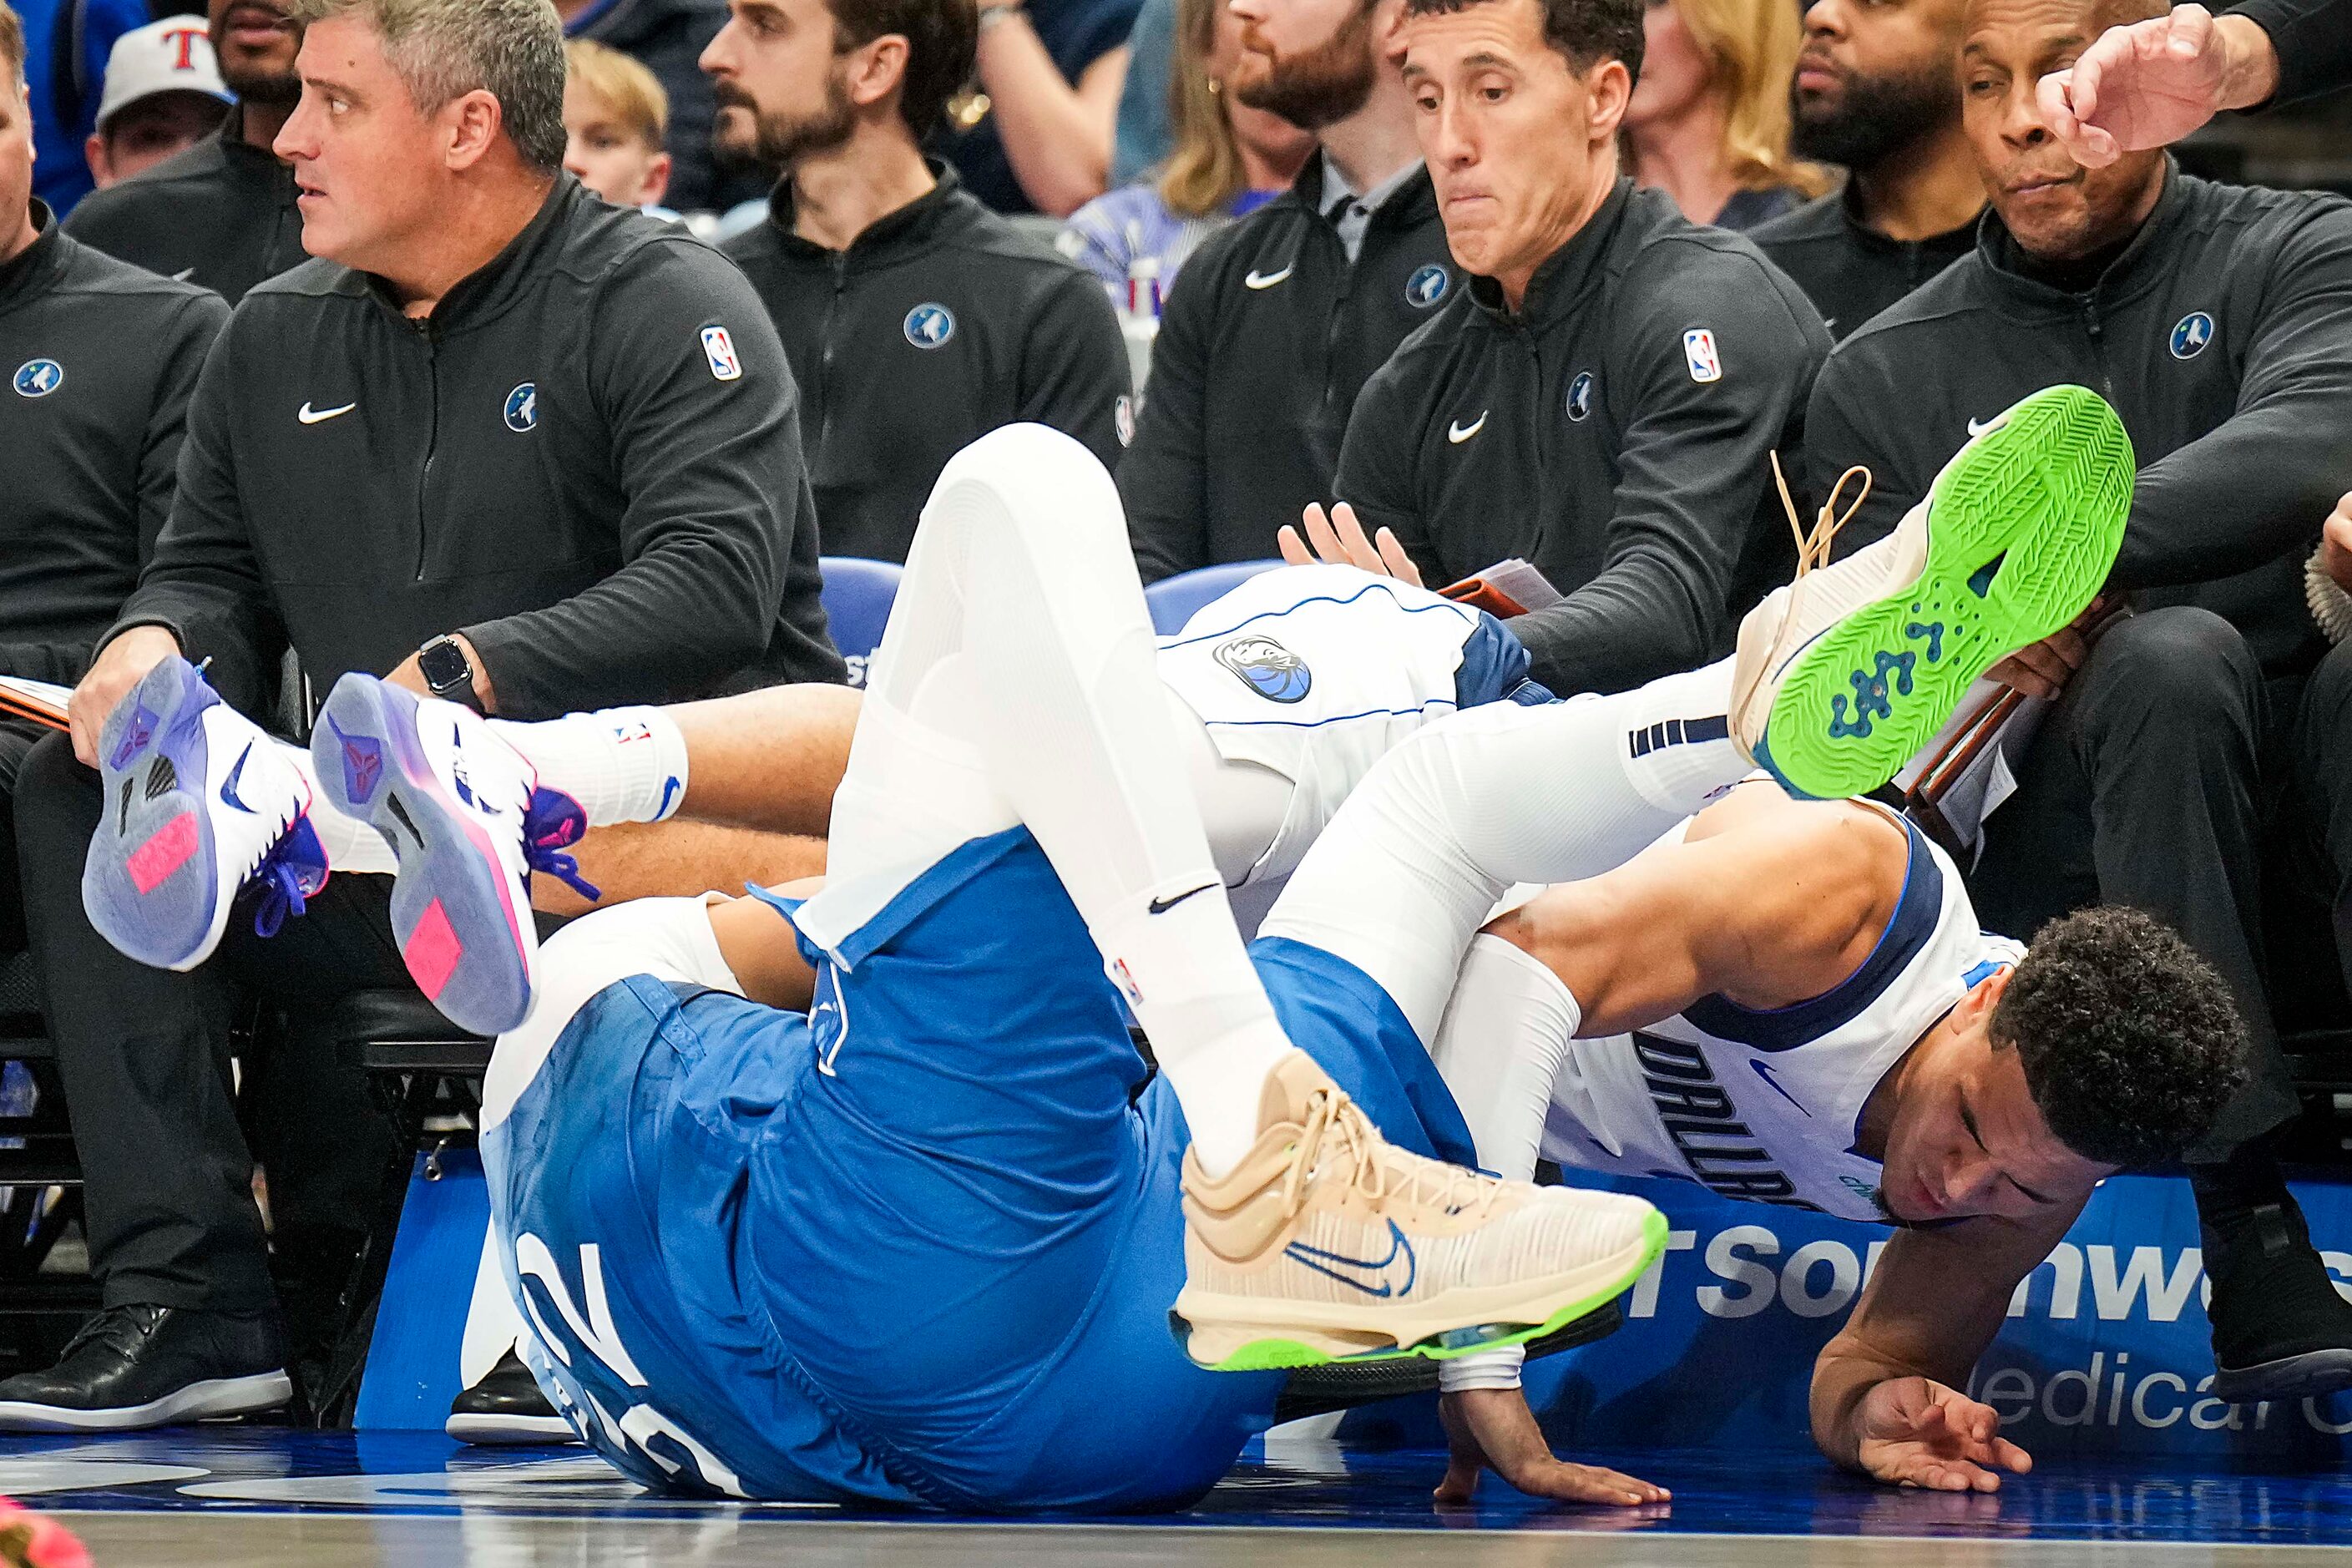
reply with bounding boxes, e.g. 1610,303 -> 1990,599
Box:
1215,635 -> 1312,704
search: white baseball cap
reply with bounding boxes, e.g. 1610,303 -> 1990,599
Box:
94,18 -> 236,133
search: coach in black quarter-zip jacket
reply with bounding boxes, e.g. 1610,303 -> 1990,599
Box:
1331,0 -> 1828,701
1116,0 -> 1455,580
710,0 -> 1126,565
1805,0 -> 2352,1409
2,0 -> 839,1438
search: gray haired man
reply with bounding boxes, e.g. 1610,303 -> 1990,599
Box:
2,0 -> 839,1431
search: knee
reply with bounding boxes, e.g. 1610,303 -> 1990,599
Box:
2074,608 -> 2259,735
11,732 -> 99,847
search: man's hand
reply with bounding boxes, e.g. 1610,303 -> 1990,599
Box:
1985,599 -> 2110,700
1434,1387 -> 1670,1507
2319,492 -> 2352,593
2037,5 -> 2281,168
68,625 -> 182,767
1278,502 -> 1424,585
1850,1377 -> 2032,1493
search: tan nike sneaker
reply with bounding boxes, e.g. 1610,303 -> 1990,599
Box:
1728,384 -> 2133,801
1172,1050 -> 1665,1372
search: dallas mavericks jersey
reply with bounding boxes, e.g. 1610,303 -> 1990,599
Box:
1540,810 -> 2026,1225
1155,566 -> 1539,888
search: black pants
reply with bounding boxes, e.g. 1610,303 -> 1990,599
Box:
2284,637 -> 2352,1020
0,721 -> 40,955
1966,605 -> 2299,1162
12,731 -> 407,1317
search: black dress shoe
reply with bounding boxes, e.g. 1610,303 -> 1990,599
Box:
0,1303 -> 291,1432
2198,1160 -> 2352,1403
446,1348 -> 577,1445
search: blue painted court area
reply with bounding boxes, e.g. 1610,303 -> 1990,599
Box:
2,1427 -> 2349,1564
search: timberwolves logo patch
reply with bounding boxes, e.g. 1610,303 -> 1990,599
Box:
2171,311 -> 2215,359
904,302 -> 956,349
1216,635 -> 1311,704
1565,370 -> 1595,422
1405,264 -> 1450,309
503,382 -> 538,432
12,359 -> 62,397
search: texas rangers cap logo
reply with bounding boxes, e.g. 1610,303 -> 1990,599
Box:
700,325 -> 743,382
1405,264 -> 1450,309
2171,311 -> 2215,360
1565,370 -> 1595,422
1683,328 -> 1722,384
1215,635 -> 1312,704
12,359 -> 62,398
503,382 -> 538,432
904,303 -> 956,349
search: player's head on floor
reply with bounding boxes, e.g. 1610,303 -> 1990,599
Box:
1874,906 -> 2247,1225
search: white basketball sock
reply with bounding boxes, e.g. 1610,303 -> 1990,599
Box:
281,742 -> 397,874
487,706 -> 689,827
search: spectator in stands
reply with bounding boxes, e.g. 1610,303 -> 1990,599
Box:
1117,0 -> 1449,579
1802,0 -> 2352,1404
1620,0 -> 1829,230
0,1 -> 227,958
1060,0 -> 1313,288
82,18 -> 233,192
709,0 -> 1129,563
18,0 -> 149,216
564,36 -> 675,209
560,0 -> 761,213
64,0 -> 306,304
1109,0 -> 1170,182
1,0 -> 841,1433
1319,0 -> 1828,698
1748,0 -> 1980,339
936,0 -> 1137,215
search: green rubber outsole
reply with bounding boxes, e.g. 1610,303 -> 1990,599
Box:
1758,384 -> 2134,802
1182,1209 -> 1671,1374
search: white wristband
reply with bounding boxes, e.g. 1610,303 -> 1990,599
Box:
1438,1343 -> 1525,1393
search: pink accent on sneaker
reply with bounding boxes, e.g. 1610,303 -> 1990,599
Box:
126,812 -> 200,895
407,898 -> 463,1001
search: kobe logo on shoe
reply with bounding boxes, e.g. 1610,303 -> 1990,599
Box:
1283,1221 -> 1418,1297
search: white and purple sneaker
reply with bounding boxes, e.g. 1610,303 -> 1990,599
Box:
310,674 -> 596,1037
83,656 -> 326,972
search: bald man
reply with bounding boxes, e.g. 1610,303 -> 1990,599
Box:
1799,0 -> 2352,1404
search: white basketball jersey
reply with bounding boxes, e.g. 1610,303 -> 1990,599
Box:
1156,566 -> 1502,887
1540,813 -> 2026,1226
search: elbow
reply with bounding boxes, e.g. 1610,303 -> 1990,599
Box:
1028,164 -> 1110,220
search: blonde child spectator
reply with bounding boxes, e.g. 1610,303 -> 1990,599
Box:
564,38 -> 675,210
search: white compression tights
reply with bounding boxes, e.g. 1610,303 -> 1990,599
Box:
792,426 -> 1296,1175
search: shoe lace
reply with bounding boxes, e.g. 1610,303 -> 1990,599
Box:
1279,1086 -> 1509,1225
520,787 -> 601,903
246,813 -> 327,940
58,1303 -> 162,1364
1769,451 -> 1874,578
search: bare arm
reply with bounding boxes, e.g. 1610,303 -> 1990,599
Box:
1486,787 -> 1909,1039
1811,1197 -> 2083,1490
977,9 -> 1127,218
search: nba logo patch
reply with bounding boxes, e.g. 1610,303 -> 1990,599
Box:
1215,635 -> 1311,704
700,326 -> 743,382
1115,394 -> 1136,448
1682,328 -> 1722,384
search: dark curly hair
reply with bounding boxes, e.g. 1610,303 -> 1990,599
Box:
1988,907 -> 2248,1168
1400,0 -> 1644,81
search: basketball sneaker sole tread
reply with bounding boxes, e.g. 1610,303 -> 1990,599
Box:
1760,385 -> 2133,801
311,679 -> 533,1038
1175,1209 -> 1668,1373
83,657 -> 225,971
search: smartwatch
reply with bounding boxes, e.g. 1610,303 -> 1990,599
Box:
418,635 -> 485,714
